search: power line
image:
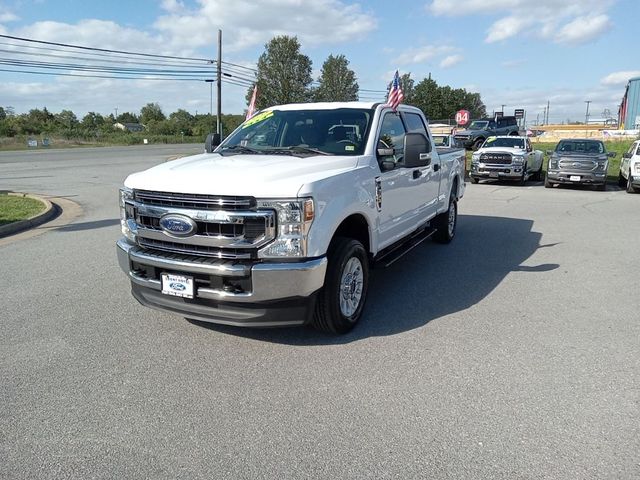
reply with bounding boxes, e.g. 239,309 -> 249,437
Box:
0,33 -> 213,62
0,67 -> 212,81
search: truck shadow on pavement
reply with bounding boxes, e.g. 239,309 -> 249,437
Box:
189,214 -> 560,345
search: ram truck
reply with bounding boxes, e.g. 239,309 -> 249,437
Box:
545,139 -> 615,191
470,136 -> 544,184
618,139 -> 640,193
117,102 -> 465,334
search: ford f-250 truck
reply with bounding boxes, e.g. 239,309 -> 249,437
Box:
117,102 -> 465,334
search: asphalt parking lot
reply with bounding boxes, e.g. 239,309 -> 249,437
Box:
1,145 -> 639,479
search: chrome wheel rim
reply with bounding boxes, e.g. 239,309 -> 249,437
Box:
339,257 -> 364,318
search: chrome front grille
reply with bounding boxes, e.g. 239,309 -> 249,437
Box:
132,190 -> 275,259
480,153 -> 512,164
134,190 -> 256,211
559,158 -> 597,171
138,238 -> 252,259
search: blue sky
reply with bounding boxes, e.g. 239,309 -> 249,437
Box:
1,0 -> 638,124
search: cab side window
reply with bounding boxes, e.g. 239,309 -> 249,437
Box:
403,112 -> 432,153
378,113 -> 406,165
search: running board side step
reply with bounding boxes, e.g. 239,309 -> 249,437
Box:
374,226 -> 435,268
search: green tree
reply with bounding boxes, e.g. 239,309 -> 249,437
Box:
116,112 -> 139,123
314,54 -> 358,102
0,107 -> 5,121
140,103 -> 166,124
412,76 -> 486,121
168,109 -> 194,136
81,112 -> 106,131
248,36 -> 313,110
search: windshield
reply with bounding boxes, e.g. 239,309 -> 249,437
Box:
468,121 -> 488,130
433,135 -> 449,147
483,137 -> 525,149
219,108 -> 374,156
555,140 -> 604,154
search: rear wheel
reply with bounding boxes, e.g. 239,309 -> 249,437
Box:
312,237 -> 369,334
434,190 -> 457,244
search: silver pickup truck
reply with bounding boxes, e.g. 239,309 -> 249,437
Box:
545,139 -> 615,191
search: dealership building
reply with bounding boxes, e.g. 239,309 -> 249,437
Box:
619,76 -> 640,130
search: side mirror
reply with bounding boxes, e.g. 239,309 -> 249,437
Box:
622,152 -> 631,158
546,150 -> 554,156
608,152 -> 617,158
403,132 -> 431,168
380,160 -> 396,172
205,133 -> 221,153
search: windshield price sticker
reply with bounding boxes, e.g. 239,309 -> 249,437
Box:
161,273 -> 194,298
242,110 -> 274,129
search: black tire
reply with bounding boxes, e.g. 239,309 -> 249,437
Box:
472,138 -> 484,151
618,171 -> 626,188
434,190 -> 457,244
312,237 -> 369,334
596,182 -> 607,191
470,177 -> 479,184
533,163 -> 543,181
509,131 -> 519,136
544,174 -> 554,188
518,164 -> 527,186
627,170 -> 636,193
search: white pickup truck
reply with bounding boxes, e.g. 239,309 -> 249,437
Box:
470,136 -> 544,184
619,139 -> 640,193
117,102 -> 465,334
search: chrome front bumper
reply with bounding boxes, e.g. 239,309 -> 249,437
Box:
116,239 -> 327,326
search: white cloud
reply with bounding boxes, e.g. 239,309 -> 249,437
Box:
486,16 -> 533,43
555,15 -> 612,45
154,0 -> 378,52
601,71 -> 640,86
427,0 -> 615,45
439,54 -> 462,68
395,45 -> 454,65
0,11 -> 18,22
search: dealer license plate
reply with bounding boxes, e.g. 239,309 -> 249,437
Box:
161,273 -> 194,299
569,175 -> 581,182
489,171 -> 499,178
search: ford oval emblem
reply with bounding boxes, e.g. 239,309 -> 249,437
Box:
169,282 -> 186,291
159,214 -> 197,237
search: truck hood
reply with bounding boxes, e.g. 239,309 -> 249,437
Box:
477,147 -> 526,155
124,152 -> 362,197
454,128 -> 483,136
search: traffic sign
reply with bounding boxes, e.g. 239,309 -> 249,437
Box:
514,108 -> 525,119
455,109 -> 470,126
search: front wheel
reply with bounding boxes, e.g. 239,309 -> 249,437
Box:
627,171 -> 637,193
434,193 -> 457,244
544,175 -> 554,188
312,237 -> 369,334
472,138 -> 484,151
618,171 -> 626,188
470,177 -> 479,184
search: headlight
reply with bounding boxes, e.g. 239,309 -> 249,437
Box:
548,157 -> 558,170
258,198 -> 314,258
119,187 -> 137,243
597,161 -> 608,171
512,156 -> 525,165
471,154 -> 480,162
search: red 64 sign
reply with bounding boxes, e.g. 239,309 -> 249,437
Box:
455,109 -> 470,126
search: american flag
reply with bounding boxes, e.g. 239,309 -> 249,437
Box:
246,84 -> 258,120
386,70 -> 404,111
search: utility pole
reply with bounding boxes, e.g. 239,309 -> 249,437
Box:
546,100 -> 550,125
114,107 -> 118,119
584,100 -> 591,124
216,29 -> 222,136
501,104 -> 506,114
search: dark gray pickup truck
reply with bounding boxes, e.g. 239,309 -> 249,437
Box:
545,139 -> 615,191
454,116 -> 519,150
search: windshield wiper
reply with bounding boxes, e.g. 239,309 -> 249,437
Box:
270,146 -> 330,156
217,145 -> 261,154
